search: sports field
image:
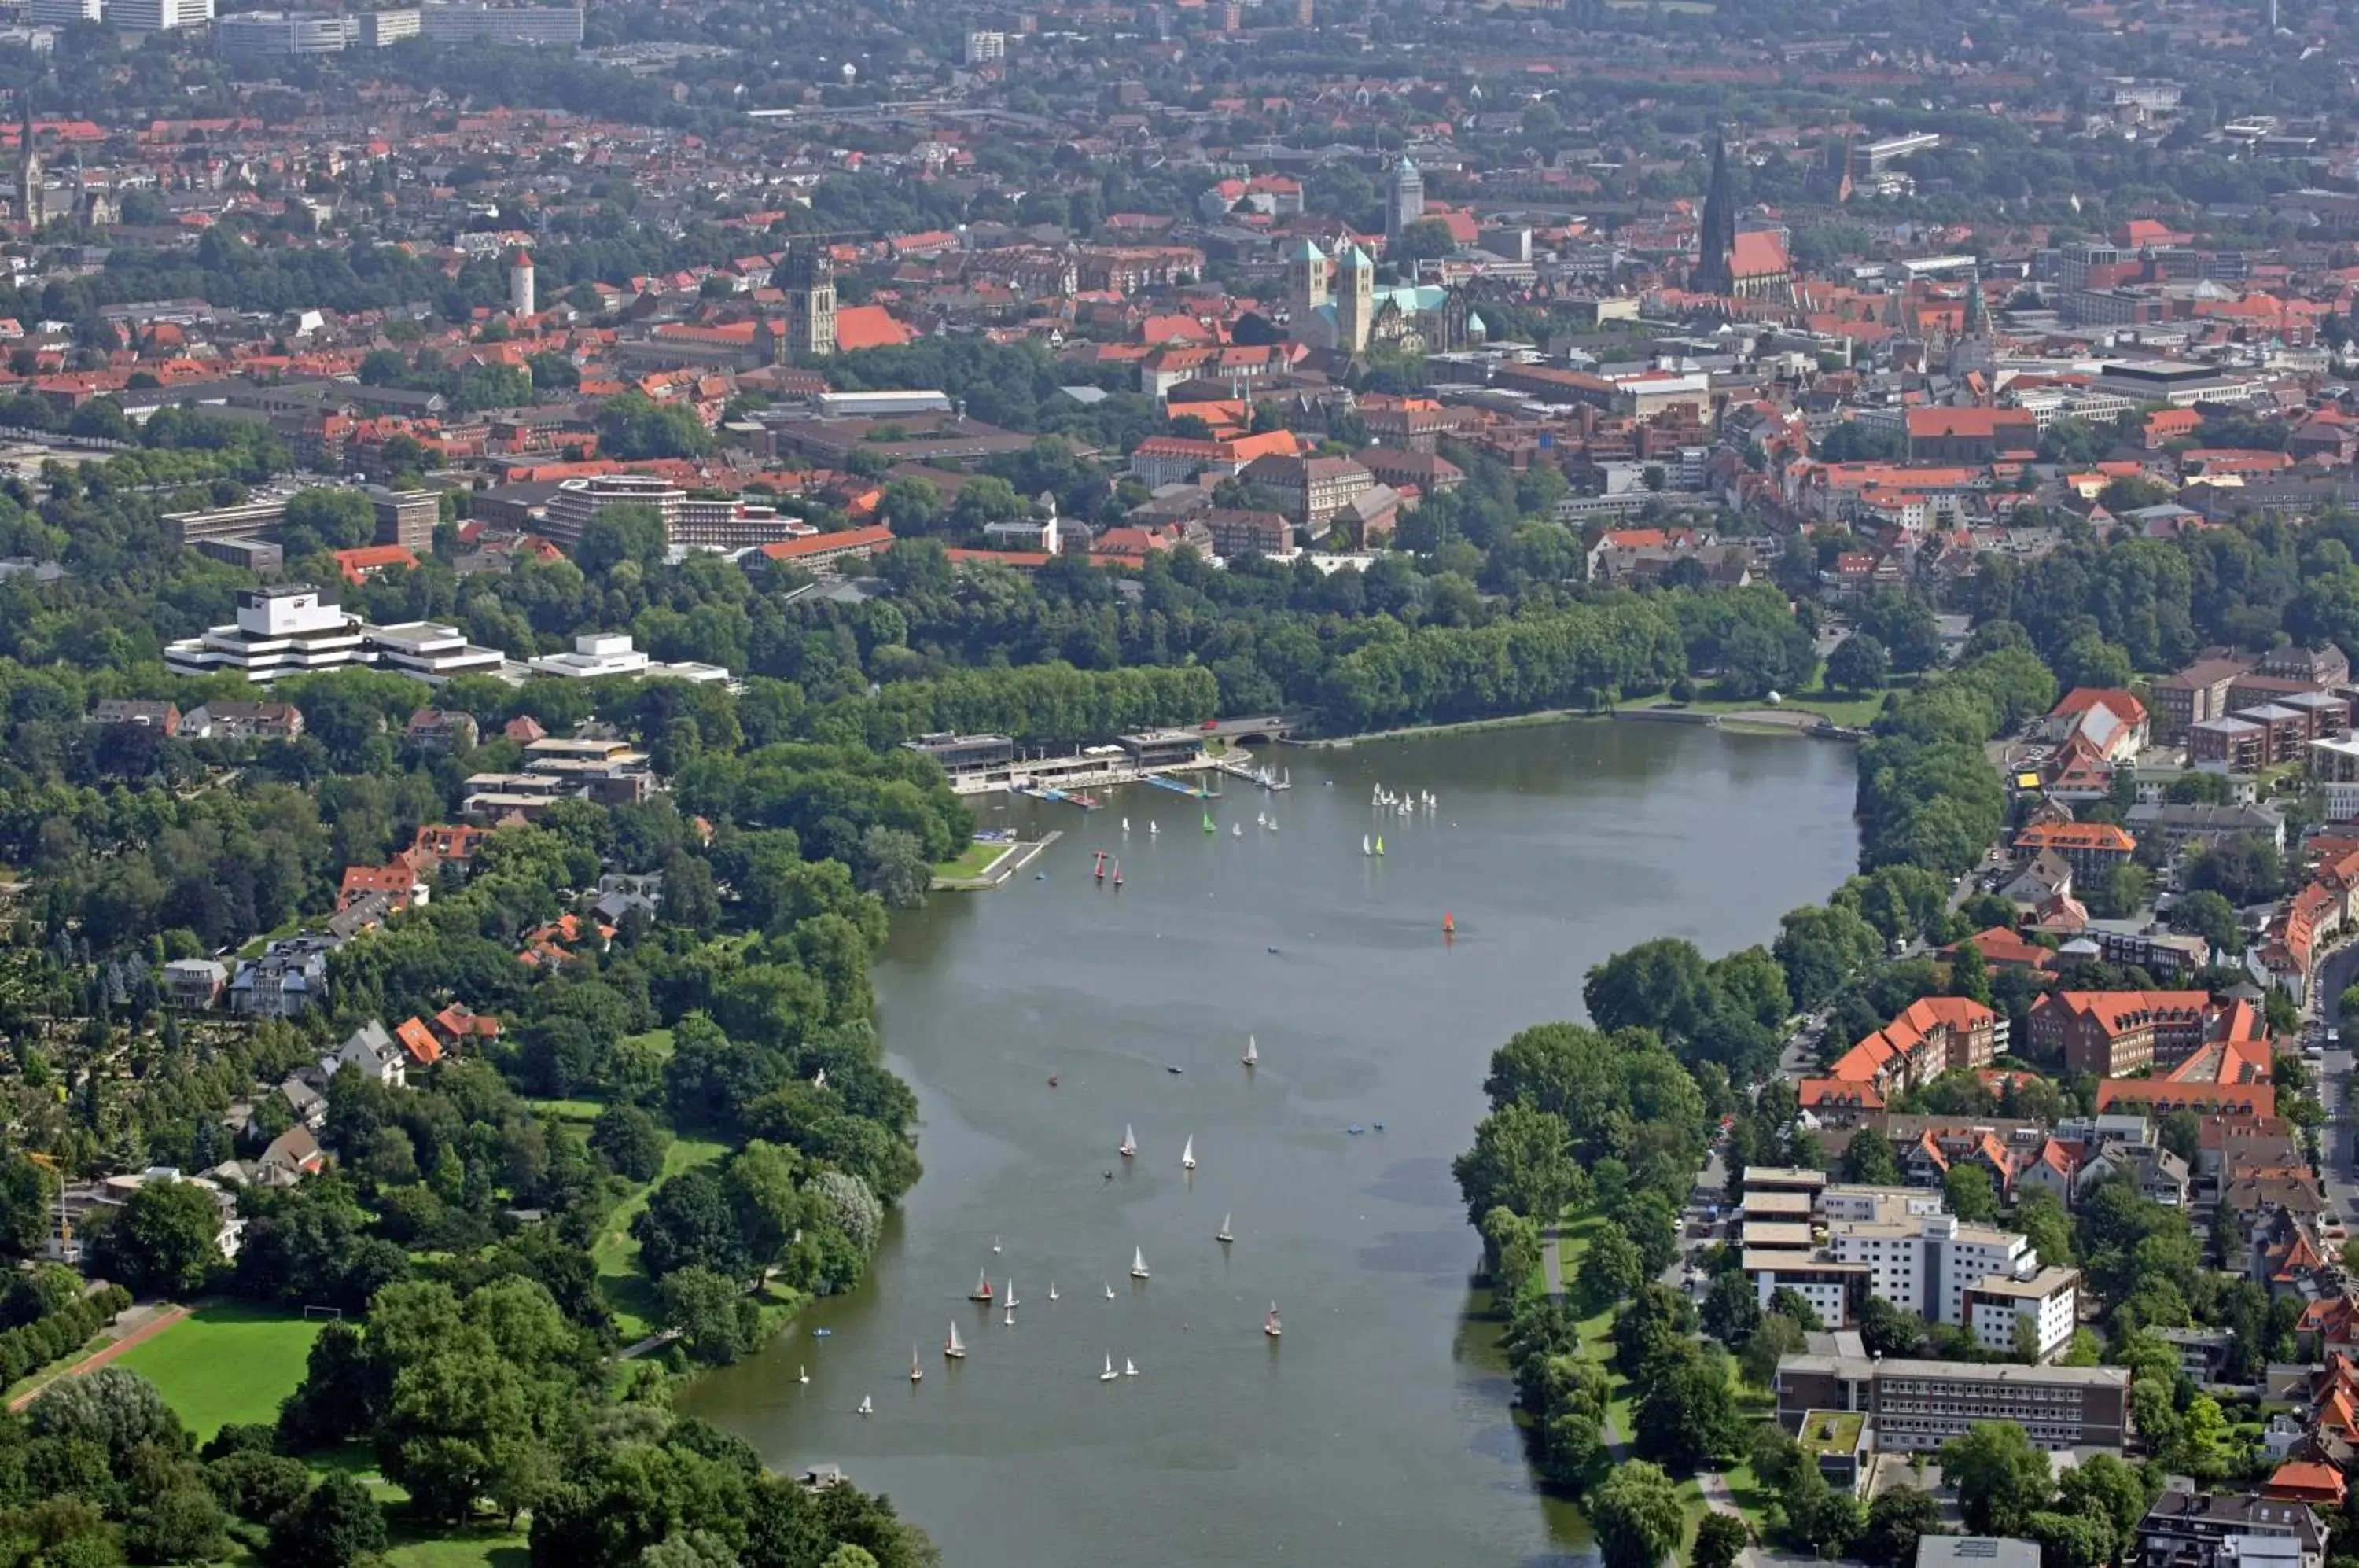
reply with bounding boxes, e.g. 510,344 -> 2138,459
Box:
112,1301 -> 328,1439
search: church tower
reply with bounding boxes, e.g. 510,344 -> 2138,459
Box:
1948,261 -> 1996,380
1385,156 -> 1424,244
1336,243 -> 1374,352
14,101 -> 41,234
1286,237 -> 1331,333
1691,132 -> 1735,295
778,240 -> 837,359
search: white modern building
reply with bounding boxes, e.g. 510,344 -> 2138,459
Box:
527,632 -> 731,684
1827,1214 -> 2038,1329
215,10 -> 353,61
366,622 -> 506,683
27,0 -> 101,22
417,2 -> 583,44
1964,1267 -> 2081,1360
110,0 -> 209,29
165,586 -> 370,681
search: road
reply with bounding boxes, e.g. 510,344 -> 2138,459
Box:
2311,942 -> 2359,1224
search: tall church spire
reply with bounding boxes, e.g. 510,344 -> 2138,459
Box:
15,91 -> 41,233
1692,131 -> 1735,295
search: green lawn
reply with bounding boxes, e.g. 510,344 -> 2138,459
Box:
1632,686 -> 1890,728
523,1097 -> 605,1125
934,837 -> 1014,882
113,1301 -> 327,1440
593,1130 -> 731,1339
385,1530 -> 529,1568
626,1027 -> 674,1058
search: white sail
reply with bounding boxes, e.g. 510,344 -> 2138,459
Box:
1242,1034 -> 1257,1066
1120,1124 -> 1137,1158
1124,1358 -> 1138,1377
910,1347 -> 922,1382
1121,817 -> 1130,832
1217,1212 -> 1234,1242
1150,821 -> 1159,835
1131,1246 -> 1150,1279
1100,1354 -> 1117,1382
798,1365 -> 809,1384
1104,1281 -> 1115,1299
1005,1277 -> 1018,1308
1180,1135 -> 1195,1170
1265,1301 -> 1282,1337
1362,834 -> 1371,856
946,1322 -> 965,1357
858,1396 -> 873,1415
1048,1283 -> 1059,1301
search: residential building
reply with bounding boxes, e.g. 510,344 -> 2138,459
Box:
2122,802 -> 2284,856
2028,990 -> 2225,1077
405,709 -> 479,754
227,937 -> 336,1018
2155,656 -> 2258,741
182,701 -> 304,741
1201,509 -> 1291,558
1237,453 -> 1375,529
1824,996 -> 1998,1099
539,473 -> 684,552
1824,1213 -> 2044,1331
2011,821 -> 2138,880
2075,1139 -> 2193,1207
161,958 -> 226,1009
369,488 -> 440,551
88,699 -> 180,734
1774,1353 -> 2131,1452
2134,1493 -> 2327,1568
322,1021 -> 408,1089
1962,1267 -> 2083,1360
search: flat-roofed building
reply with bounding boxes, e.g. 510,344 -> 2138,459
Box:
1775,1353 -> 2131,1452
1963,1266 -> 2081,1360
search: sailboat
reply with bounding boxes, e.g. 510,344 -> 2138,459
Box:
1099,1354 -> 1118,1382
1202,810 -> 1215,834
1361,834 -> 1371,856
1231,822 -> 1242,838
1124,1358 -> 1138,1378
1130,1246 -> 1150,1280
1149,821 -> 1159,836
910,1347 -> 923,1382
1104,1281 -> 1116,1299
1264,1302 -> 1282,1338
1180,1135 -> 1196,1171
1216,1213 -> 1235,1244
858,1396 -> 874,1415
1003,1302 -> 1016,1327
1119,1124 -> 1137,1158
1048,1283 -> 1059,1301
1092,851 -> 1106,882
992,1235 -> 1002,1254
1242,1034 -> 1257,1066
1375,834 -> 1385,856
944,1322 -> 966,1360
1112,858 -> 1123,888
1004,1277 -> 1019,1309
969,1269 -> 993,1302
797,1365 -> 810,1385
1121,817 -> 1131,833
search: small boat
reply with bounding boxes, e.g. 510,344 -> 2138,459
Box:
1441,911 -> 1455,936
798,1365 -> 810,1384
1216,1213 -> 1234,1244
970,1270 -> 994,1302
1092,851 -> 1106,881
1005,1278 -> 1019,1309
1048,1075 -> 1059,1088
1003,1305 -> 1016,1326
1231,823 -> 1242,838
1130,1246 -> 1150,1280
1149,821 -> 1159,836
1265,1303 -> 1282,1338
1124,1358 -> 1138,1378
1180,1135 -> 1196,1171
1121,817 -> 1131,833
1120,1124 -> 1138,1158
1346,1124 -> 1365,1135
910,1348 -> 923,1382
858,1396 -> 874,1416
1104,1281 -> 1116,1299
1112,859 -> 1123,888
1099,1354 -> 1118,1382
1048,1283 -> 1059,1301
992,1235 -> 1003,1255
1242,1035 -> 1257,1066
945,1323 -> 966,1360
812,1327 -> 832,1338
1361,834 -> 1371,856
1166,1064 -> 1183,1075
1202,812 -> 1215,834
1375,834 -> 1385,856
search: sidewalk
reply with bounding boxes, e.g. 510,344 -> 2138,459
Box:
6,1301 -> 189,1412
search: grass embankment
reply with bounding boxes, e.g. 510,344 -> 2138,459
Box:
593,1130 -> 733,1339
937,837 -> 1011,881
1625,687 -> 1889,729
112,1301 -> 328,1441
1553,1216 -> 1776,1544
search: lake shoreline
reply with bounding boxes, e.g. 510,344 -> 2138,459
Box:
1297,700 -> 1859,749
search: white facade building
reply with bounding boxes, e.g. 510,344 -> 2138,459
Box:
1827,1214 -> 2037,1329
366,622 -> 506,683
164,586 -> 369,681
28,0 -> 102,24
1965,1267 -> 2081,1361
110,0 -> 210,29
527,632 -> 731,684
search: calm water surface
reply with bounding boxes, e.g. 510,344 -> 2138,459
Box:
679,720 -> 1860,1568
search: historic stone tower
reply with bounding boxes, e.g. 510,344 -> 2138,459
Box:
1336,243 -> 1374,352
1691,131 -> 1736,295
1286,237 -> 1331,324
14,101 -> 41,233
778,241 -> 838,359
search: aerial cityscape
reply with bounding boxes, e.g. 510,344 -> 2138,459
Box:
0,0 -> 2351,1563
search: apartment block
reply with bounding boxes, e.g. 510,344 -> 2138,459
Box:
1776,1354 -> 2131,1452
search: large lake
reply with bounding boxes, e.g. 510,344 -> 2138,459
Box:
679,719 -> 1860,1568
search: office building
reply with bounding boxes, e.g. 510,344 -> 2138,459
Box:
1963,1267 -> 2082,1360
368,487 -> 438,551
1776,1353 -> 2131,1452
525,633 -> 731,684
418,2 -> 583,44
363,623 -> 506,683
215,11 -> 352,60
28,0 -> 101,23
110,0 -> 208,29
164,586 -> 368,682
539,473 -> 683,551
963,28 -> 1003,62
359,7 -> 420,41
